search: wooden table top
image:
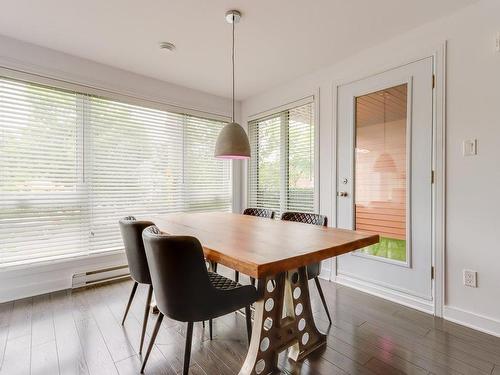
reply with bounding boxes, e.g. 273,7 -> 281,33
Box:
145,212 -> 379,278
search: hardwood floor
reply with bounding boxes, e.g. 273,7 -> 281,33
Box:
1,274 -> 499,375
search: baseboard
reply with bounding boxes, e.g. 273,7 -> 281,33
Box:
319,267 -> 331,280
0,251 -> 127,302
335,274 -> 434,314
1,275 -> 70,303
443,306 -> 500,338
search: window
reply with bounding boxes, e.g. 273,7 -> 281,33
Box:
0,75 -> 231,266
354,84 -> 407,262
248,100 -> 315,215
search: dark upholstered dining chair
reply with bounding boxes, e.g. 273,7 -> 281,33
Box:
118,216 -> 155,354
281,211 -> 332,323
140,226 -> 258,374
243,207 -> 276,219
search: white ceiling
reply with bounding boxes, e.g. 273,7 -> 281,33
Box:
0,0 -> 478,100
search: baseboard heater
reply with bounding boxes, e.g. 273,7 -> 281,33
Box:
72,265 -> 130,288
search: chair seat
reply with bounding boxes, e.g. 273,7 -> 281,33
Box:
205,271 -> 257,321
208,271 -> 240,290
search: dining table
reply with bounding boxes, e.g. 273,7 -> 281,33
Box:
146,212 -> 379,375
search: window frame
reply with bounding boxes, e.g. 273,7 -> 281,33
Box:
0,67 -> 233,268
246,96 -> 319,216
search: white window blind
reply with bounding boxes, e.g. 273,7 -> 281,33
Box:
86,96 -> 185,254
248,101 -> 315,216
0,75 -> 231,266
183,115 -> 232,212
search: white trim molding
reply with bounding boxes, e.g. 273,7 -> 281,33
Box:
247,95 -> 314,122
431,42 -> 447,318
0,251 -> 128,303
335,273 -> 434,314
444,306 -> 500,338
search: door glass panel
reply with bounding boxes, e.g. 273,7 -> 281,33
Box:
354,84 -> 407,262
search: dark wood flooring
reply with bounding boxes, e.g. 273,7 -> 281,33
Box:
1,271 -> 500,375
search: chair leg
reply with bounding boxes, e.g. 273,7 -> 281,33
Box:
121,281 -> 138,325
209,319 -> 213,340
234,270 -> 239,283
314,277 -> 332,324
245,305 -> 252,345
140,313 -> 163,373
139,285 -> 153,354
151,295 -> 159,314
183,322 -> 194,375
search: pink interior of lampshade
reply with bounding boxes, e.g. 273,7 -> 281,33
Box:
215,155 -> 250,160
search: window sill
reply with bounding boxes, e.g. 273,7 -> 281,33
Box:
0,249 -> 126,273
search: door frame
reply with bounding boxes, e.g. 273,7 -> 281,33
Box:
330,43 -> 446,317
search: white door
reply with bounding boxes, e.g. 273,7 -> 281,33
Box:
336,57 -> 434,304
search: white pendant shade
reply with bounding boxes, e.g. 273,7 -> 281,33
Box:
214,121 -> 251,159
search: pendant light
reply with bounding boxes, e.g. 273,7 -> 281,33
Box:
214,10 -> 251,159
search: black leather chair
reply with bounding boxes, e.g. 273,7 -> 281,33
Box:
141,226 -> 258,374
118,216 -> 155,354
281,211 -> 332,323
243,207 -> 276,219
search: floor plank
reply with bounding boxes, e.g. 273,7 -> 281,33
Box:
31,293 -> 55,347
0,334 -> 31,375
364,357 -> 407,375
0,301 -> 13,328
1,278 -> 500,375
115,347 -> 176,375
71,291 -> 119,375
0,302 -> 13,370
51,290 -> 90,375
84,287 -> 136,362
31,339 -> 59,375
359,322 -> 489,375
7,297 -> 32,341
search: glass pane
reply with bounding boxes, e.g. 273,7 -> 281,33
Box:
354,84 -> 407,262
287,104 -> 314,212
248,115 -> 282,213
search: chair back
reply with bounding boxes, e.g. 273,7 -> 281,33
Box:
243,208 -> 275,219
281,212 -> 327,279
281,212 -> 327,227
119,216 -> 154,284
142,226 -> 213,322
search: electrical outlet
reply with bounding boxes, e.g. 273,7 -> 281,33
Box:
463,270 -> 477,288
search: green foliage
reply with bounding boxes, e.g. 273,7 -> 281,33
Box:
359,237 -> 407,262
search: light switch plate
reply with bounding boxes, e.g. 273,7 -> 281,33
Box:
463,139 -> 477,156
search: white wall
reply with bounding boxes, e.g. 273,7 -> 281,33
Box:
241,0 -> 500,336
0,34 -> 242,302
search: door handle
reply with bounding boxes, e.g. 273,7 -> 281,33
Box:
337,191 -> 348,197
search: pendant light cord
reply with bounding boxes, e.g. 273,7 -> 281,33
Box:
231,19 -> 235,122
